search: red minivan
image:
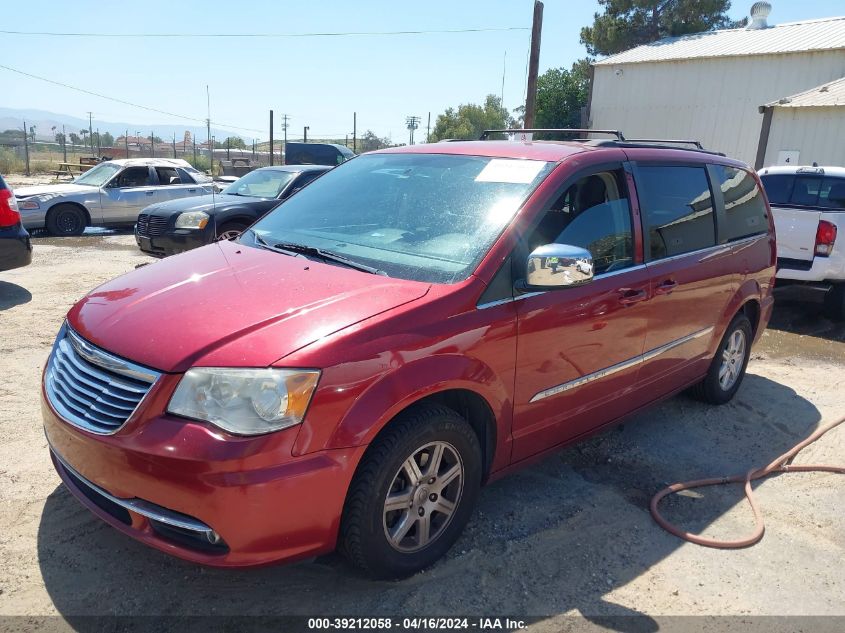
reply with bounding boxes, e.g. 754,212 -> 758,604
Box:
42,134 -> 775,578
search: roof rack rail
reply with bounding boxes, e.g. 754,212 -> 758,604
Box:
479,128 -> 626,141
625,138 -> 704,150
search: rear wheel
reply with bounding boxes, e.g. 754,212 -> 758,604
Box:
339,404 -> 481,579
823,284 -> 845,321
216,222 -> 248,241
46,204 -> 86,236
690,313 -> 752,405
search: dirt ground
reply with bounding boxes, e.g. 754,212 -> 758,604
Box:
0,233 -> 842,629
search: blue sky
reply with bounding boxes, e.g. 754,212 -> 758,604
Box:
1,0 -> 843,142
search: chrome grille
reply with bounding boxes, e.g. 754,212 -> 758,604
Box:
45,325 -> 160,434
136,214 -> 168,237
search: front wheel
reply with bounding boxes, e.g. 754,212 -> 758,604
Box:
339,404 -> 481,579
46,204 -> 87,236
690,313 -> 752,405
216,222 -> 248,241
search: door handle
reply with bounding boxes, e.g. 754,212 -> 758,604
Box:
188,188 -> 197,193
655,279 -> 678,295
618,288 -> 648,305
145,191 -> 155,196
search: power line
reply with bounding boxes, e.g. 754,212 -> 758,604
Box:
0,26 -> 529,38
0,62 -> 264,135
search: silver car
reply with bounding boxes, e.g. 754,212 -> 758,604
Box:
15,158 -> 215,236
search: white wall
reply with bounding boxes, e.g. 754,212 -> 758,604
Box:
590,51 -> 845,165
764,106 -> 845,167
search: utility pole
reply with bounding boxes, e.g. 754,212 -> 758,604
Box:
303,126 -> 309,143
226,136 -> 230,160
426,112 -> 431,143
172,133 -> 177,158
405,116 -> 420,145
523,1 -> 544,129
62,124 -> 67,162
269,110 -> 274,166
206,120 -> 212,172
22,119 -> 30,176
87,111 -> 94,155
282,114 -> 289,163
353,112 -> 357,153
150,131 -> 154,157
124,130 -> 129,158
96,128 -> 101,157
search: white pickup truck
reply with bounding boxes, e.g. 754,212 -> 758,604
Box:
759,165 -> 845,320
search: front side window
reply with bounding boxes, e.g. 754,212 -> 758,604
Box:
112,167 -> 152,188
637,165 -> 716,260
525,170 -> 634,275
712,165 -> 768,243
248,153 -> 554,283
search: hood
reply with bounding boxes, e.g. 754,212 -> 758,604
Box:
15,183 -> 99,198
66,240 -> 430,372
146,193 -> 268,216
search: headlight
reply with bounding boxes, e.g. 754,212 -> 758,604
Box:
18,198 -> 40,210
167,368 -> 320,435
175,211 -> 209,229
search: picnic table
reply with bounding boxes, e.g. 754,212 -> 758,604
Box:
51,162 -> 95,178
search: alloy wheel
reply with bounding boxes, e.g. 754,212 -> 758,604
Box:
382,441 -> 464,553
719,329 -> 746,391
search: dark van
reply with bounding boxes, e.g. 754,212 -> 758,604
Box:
284,142 -> 354,166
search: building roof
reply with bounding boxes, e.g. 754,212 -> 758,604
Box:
767,76 -> 845,108
594,15 -> 845,66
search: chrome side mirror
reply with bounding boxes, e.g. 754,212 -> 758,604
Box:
525,244 -> 594,289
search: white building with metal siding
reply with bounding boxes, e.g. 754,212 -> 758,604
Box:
758,77 -> 845,167
588,7 -> 845,168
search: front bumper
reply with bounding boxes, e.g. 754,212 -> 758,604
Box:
43,376 -> 366,567
135,224 -> 214,257
0,224 -> 33,272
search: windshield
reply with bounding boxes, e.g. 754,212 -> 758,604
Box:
248,153 -> 554,283
74,162 -> 121,187
223,169 -> 295,198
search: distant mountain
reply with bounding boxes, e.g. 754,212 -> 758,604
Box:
0,107 -> 247,142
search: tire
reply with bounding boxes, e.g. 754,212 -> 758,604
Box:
46,204 -> 87,236
339,404 -> 482,579
690,313 -> 753,405
823,284 -> 845,321
215,222 -> 248,241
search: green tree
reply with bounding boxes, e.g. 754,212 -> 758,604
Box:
429,94 -> 514,142
358,130 -> 392,152
68,132 -> 80,149
101,131 -> 115,147
533,58 -> 593,131
580,0 -> 746,56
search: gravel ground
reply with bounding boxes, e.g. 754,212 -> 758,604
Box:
0,233 -> 842,628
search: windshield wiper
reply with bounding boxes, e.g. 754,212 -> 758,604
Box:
273,241 -> 385,275
248,231 -> 384,275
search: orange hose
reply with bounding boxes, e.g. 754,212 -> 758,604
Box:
650,415 -> 845,548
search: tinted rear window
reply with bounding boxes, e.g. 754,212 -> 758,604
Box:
637,165 -> 716,260
759,174 -> 794,205
712,166 -> 768,242
760,173 -> 845,210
